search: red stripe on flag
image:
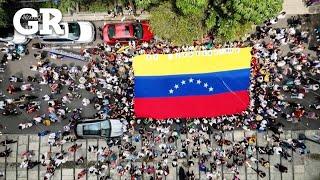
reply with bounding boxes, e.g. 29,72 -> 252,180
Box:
134,90 -> 249,119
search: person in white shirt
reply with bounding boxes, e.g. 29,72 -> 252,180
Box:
82,98 -> 90,106
20,160 -> 28,168
18,123 -> 33,130
33,115 -> 44,123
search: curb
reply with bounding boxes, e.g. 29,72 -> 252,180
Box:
62,13 -> 150,22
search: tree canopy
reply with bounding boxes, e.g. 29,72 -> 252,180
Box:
149,2 -> 205,45
135,0 -> 160,9
175,0 -> 207,16
0,0 -> 9,28
0,6 -> 7,28
147,0 -> 283,44
41,0 -> 283,44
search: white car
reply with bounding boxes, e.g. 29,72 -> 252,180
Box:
75,119 -> 124,138
38,21 -> 95,44
0,26 -> 29,45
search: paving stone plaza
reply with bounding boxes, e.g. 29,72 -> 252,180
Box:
0,130 -> 319,180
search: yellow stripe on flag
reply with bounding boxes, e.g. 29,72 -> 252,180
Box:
133,48 -> 252,76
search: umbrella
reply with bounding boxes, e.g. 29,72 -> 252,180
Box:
117,46 -> 130,53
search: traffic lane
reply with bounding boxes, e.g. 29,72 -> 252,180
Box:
0,19 -> 120,134
1,52 -> 320,133
0,48 -> 98,134
1,17 -> 320,134
0,26 -> 112,134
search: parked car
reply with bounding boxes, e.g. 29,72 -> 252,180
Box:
37,21 -> 95,44
75,119 -> 124,139
102,21 -> 154,44
0,26 -> 29,45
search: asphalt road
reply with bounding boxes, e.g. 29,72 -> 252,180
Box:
0,17 -> 319,134
0,21 -> 106,134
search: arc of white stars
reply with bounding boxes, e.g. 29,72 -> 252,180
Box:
169,78 -> 214,95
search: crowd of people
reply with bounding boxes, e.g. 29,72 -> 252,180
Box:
0,12 -> 319,180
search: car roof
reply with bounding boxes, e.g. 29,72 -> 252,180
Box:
75,118 -> 117,138
76,118 -> 120,123
107,23 -> 134,38
76,118 -> 107,124
116,24 -> 133,38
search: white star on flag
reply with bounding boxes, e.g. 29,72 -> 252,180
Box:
169,89 -> 174,94
189,78 -> 194,83
181,80 -> 186,85
204,83 -> 208,88
209,87 -> 213,92
196,80 -> 201,84
174,84 -> 179,89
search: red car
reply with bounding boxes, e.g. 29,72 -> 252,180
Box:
102,21 -> 154,45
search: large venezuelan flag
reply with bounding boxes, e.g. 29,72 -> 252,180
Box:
133,48 -> 252,119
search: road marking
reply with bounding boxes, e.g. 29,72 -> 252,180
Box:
36,44 -> 97,50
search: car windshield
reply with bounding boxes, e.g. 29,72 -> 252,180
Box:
68,23 -> 80,40
82,120 -> 111,137
83,122 -> 101,135
133,24 -> 143,39
108,25 -> 115,38
101,120 -> 111,137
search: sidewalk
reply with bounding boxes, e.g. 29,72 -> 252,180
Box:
62,12 -> 150,22
283,0 -> 309,14
0,130 -> 320,180
283,0 -> 320,14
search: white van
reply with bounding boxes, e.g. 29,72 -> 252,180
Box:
37,21 -> 95,44
75,119 -> 124,139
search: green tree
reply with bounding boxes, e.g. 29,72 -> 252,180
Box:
0,0 -> 8,28
40,1 -> 58,9
206,0 -> 283,42
0,6 -> 7,28
216,19 -> 253,42
149,2 -> 205,45
175,0 -> 208,16
41,0 -> 76,14
87,0 -> 109,12
135,0 -> 160,9
58,0 -> 77,14
231,0 -> 283,24
204,8 -> 217,30
146,0 -> 282,44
